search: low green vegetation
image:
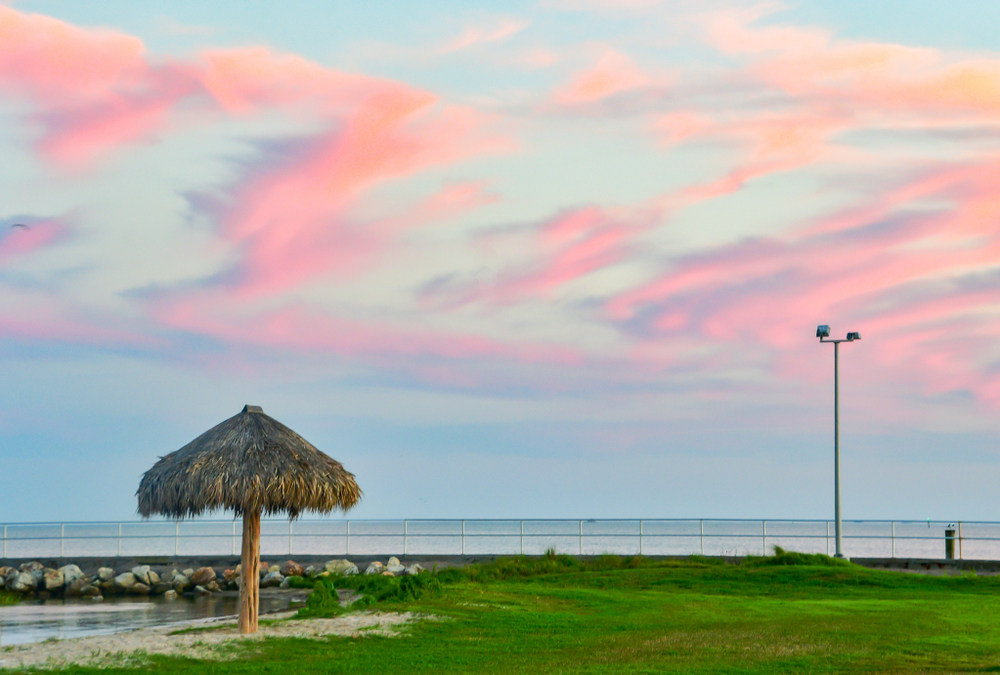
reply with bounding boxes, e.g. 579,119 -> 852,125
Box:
0,590 -> 19,606
22,550 -> 1000,674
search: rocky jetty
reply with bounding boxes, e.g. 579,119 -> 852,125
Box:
0,557 -> 428,600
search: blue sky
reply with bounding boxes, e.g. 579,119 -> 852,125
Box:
2,0 -> 1000,523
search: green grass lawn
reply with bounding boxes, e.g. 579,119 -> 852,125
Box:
28,551 -> 1000,674
0,590 -> 18,606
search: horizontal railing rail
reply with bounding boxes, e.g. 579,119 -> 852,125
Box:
0,519 -> 989,561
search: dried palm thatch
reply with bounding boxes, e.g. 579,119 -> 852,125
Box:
137,405 -> 361,519
136,405 -> 360,635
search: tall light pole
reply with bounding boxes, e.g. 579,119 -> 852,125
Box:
816,325 -> 861,559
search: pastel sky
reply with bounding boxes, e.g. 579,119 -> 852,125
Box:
2,0 -> 1000,524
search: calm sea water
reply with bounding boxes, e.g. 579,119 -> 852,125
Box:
3,519 -> 997,561
0,595 -> 299,646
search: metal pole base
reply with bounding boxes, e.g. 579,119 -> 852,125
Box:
833,553 -> 850,561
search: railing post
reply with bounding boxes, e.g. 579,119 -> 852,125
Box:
891,521 -> 895,558
700,519 -> 704,555
959,521 -> 963,559
826,521 -> 831,556
60,523 -> 65,559
462,520 -> 465,556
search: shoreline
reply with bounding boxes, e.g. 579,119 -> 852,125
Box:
0,609 -> 426,670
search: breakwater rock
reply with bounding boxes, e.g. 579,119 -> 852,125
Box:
0,557 -> 425,601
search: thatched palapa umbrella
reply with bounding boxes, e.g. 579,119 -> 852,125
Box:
137,405 -> 361,634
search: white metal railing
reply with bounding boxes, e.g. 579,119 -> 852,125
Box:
0,519 -> 992,561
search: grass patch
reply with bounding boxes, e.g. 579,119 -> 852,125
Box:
0,590 -> 20,606
15,551 -> 1000,674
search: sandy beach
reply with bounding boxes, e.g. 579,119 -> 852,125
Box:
0,610 -> 425,670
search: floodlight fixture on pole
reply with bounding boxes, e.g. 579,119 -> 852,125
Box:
817,325 -> 861,559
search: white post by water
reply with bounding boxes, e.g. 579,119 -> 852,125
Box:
891,521 -> 895,558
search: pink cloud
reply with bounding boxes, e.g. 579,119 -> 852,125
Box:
422,204 -> 659,308
439,17 -> 531,54
554,49 -> 652,104
0,220 -> 67,264
151,296 -> 581,371
0,6 -> 146,102
221,101 -> 508,298
606,158 -> 1000,404
699,6 -> 828,56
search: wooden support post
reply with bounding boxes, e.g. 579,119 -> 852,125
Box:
239,509 -> 261,635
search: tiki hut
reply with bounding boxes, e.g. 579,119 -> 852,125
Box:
137,405 -> 361,634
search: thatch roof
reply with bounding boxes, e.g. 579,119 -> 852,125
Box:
137,405 -> 361,518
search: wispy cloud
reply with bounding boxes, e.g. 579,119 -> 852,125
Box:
439,17 -> 531,55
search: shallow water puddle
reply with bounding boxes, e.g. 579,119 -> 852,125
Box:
0,595 -> 299,646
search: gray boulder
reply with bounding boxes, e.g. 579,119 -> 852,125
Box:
59,565 -> 86,585
148,570 -> 161,585
0,566 -> 14,581
43,568 -> 64,591
404,564 -> 425,576
164,589 -> 178,600
8,572 -> 38,592
114,572 -> 137,591
325,559 -> 359,576
20,561 -> 43,574
79,584 -> 101,598
279,577 -> 292,588
193,585 -> 211,596
387,557 -> 401,567
183,568 -> 195,578
364,561 -> 384,575
131,565 -> 152,585
386,565 -> 405,575
97,567 -> 115,582
304,565 -> 318,577
261,571 -> 284,588
153,583 -> 171,595
131,583 -> 151,596
66,578 -> 92,597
